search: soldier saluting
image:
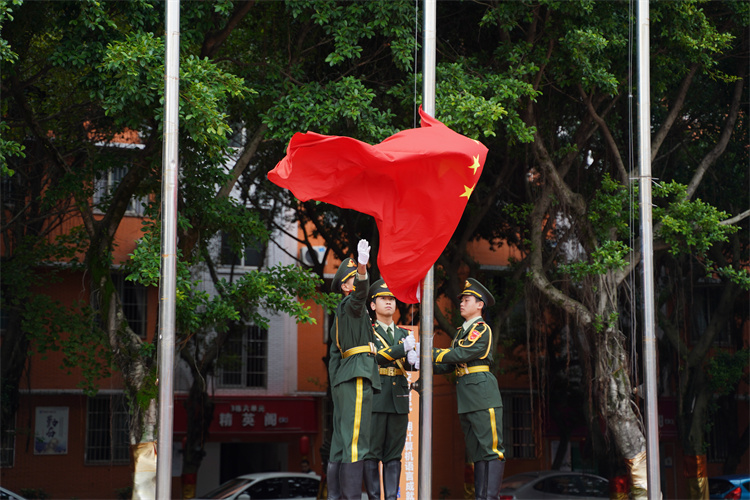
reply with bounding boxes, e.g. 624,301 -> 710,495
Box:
432,278 -> 505,500
327,240 -> 381,500
362,280 -> 418,500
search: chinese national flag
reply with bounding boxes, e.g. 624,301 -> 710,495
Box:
268,107 -> 487,304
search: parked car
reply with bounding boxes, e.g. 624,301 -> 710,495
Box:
196,472 -> 320,500
499,470 -> 609,499
709,474 -> 750,499
0,487 -> 27,500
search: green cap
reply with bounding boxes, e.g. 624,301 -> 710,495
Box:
368,279 -> 394,302
331,258 -> 358,293
458,278 -> 495,307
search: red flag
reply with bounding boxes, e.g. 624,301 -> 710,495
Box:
268,107 -> 487,304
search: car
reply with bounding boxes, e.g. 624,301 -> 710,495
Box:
196,472 -> 321,500
498,470 -> 609,499
709,474 -> 750,499
0,487 -> 27,500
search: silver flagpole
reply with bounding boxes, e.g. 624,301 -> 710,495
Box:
156,0 -> 180,497
637,0 -> 661,497
419,0 -> 436,499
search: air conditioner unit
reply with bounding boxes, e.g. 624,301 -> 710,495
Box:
300,246 -> 326,266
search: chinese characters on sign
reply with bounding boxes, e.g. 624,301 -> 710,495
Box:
402,368 -> 419,500
34,407 -> 69,455
217,403 -> 290,429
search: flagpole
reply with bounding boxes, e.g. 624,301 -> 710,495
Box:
419,1 -> 436,499
637,0 -> 661,497
156,0 -> 180,497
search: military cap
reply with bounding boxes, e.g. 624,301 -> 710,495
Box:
331,257 -> 358,293
368,279 -> 395,302
458,278 -> 495,307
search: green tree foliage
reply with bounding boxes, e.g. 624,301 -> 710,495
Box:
2,0 -> 747,494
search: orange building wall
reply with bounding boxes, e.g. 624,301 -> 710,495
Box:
25,266 -> 158,391
2,394 -> 132,499
297,301 -> 329,393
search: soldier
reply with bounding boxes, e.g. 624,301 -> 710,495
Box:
363,279 -> 418,500
432,278 -> 505,500
327,240 -> 381,500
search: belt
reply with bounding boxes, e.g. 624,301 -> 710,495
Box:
455,365 -> 490,377
342,342 -> 377,358
379,367 -> 404,376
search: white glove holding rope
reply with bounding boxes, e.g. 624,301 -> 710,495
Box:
357,239 -> 370,265
408,342 -> 421,370
402,333 -> 416,352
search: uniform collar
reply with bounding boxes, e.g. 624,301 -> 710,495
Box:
461,315 -> 482,332
377,320 -> 395,331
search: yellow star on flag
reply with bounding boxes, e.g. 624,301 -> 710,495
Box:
468,155 -> 481,175
460,184 -> 475,199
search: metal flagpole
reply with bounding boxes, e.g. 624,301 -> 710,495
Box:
637,0 -> 661,497
419,1 -> 436,499
156,0 -> 180,497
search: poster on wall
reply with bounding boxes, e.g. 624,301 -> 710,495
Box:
34,407 -> 69,455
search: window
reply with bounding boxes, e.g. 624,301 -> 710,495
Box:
85,394 -> 129,464
93,164 -> 147,216
503,393 -> 536,459
219,232 -> 265,268
0,420 -> 14,467
219,326 -> 268,388
113,274 -> 148,338
707,412 -> 729,463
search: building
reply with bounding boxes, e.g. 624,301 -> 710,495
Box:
2,161 -> 747,500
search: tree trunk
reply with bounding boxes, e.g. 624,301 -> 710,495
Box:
181,370 -> 215,499
597,326 -> 648,498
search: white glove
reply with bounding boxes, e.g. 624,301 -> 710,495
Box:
407,349 -> 419,367
415,341 -> 420,356
402,334 -> 416,352
357,239 -> 370,265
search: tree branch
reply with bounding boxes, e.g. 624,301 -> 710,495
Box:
200,1 -> 257,59
686,77 -> 744,200
651,64 -> 698,163
578,84 -> 629,184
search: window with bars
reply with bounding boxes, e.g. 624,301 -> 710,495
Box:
502,393 -> 536,459
85,395 -> 130,464
219,232 -> 265,268
112,274 -> 148,338
0,421 -> 15,467
219,326 -> 268,388
93,164 -> 148,216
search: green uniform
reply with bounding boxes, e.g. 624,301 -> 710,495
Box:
366,322 -> 413,463
329,272 -> 381,464
433,317 -> 504,463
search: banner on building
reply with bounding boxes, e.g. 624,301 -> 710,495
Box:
34,406 -> 68,455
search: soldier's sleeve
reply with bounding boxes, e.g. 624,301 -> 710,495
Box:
375,342 -> 406,365
344,273 -> 369,317
432,359 -> 454,375
432,323 -> 492,364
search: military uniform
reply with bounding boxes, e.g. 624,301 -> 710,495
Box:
327,257 -> 380,500
432,278 -> 505,500
362,280 -> 416,500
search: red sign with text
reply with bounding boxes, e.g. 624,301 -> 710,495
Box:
173,396 -> 318,436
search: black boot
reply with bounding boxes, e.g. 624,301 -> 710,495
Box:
486,460 -> 505,499
383,460 -> 401,500
339,461 -> 365,500
363,459 -> 381,500
327,461 -> 342,500
473,460 -> 487,500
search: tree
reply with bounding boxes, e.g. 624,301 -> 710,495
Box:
425,1 -> 748,496
1,0 -> 423,492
